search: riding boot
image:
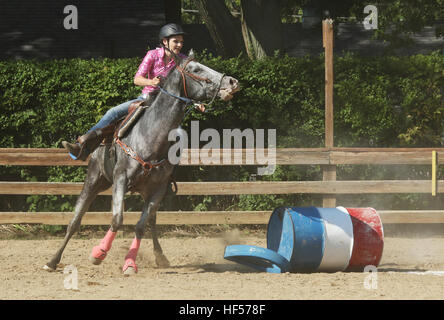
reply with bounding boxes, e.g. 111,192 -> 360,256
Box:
62,124 -> 116,161
62,130 -> 99,161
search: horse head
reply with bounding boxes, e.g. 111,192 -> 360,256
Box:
173,50 -> 240,105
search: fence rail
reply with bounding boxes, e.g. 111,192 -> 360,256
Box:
0,180 -> 442,195
0,148 -> 442,225
0,148 -> 443,166
1,210 -> 444,225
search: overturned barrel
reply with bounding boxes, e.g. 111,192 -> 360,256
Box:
224,207 -> 384,273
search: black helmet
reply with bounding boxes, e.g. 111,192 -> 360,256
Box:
158,23 -> 186,42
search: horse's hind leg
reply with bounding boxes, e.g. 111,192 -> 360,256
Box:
44,162 -> 111,271
150,208 -> 170,269
147,185 -> 170,268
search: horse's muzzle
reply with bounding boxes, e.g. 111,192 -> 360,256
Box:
218,76 -> 240,101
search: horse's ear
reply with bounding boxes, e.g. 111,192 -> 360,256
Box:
187,49 -> 195,59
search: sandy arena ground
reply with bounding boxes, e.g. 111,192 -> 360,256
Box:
1,230 -> 444,300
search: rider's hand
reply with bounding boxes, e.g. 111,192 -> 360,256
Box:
151,76 -> 162,87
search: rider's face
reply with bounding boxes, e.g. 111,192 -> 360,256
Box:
163,35 -> 184,55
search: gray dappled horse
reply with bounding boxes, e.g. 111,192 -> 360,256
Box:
44,52 -> 239,275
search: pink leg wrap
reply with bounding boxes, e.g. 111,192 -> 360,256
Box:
100,229 -> 117,251
91,229 -> 117,261
123,237 -> 141,273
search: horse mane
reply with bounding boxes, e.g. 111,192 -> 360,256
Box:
155,50 -> 194,103
163,46 -> 195,78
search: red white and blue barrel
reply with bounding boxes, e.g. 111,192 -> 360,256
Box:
224,206 -> 384,273
267,206 -> 384,272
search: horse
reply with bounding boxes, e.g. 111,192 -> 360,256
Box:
43,51 -> 240,275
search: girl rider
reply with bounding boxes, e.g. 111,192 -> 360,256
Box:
62,23 -> 201,160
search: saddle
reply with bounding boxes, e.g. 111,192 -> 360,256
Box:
101,100 -> 148,144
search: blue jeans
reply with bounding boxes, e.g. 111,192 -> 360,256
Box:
88,95 -> 145,133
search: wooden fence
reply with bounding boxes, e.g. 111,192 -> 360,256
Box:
0,147 -> 443,225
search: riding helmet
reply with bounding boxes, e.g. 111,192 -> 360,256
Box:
158,23 -> 186,42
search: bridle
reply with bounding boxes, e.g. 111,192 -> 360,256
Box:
176,58 -> 223,101
159,56 -> 226,114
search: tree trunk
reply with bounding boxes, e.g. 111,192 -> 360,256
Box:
194,0 -> 245,58
240,0 -> 283,60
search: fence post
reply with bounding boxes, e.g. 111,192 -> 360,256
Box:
322,19 -> 337,207
432,150 -> 438,196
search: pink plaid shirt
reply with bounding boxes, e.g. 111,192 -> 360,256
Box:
135,47 -> 187,95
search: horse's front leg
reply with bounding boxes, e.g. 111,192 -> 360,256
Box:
90,171 -> 127,265
44,162 -> 111,271
122,183 -> 169,275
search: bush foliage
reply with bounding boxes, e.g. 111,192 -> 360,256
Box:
0,51 -> 443,212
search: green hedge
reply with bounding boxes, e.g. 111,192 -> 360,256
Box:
0,51 -> 443,213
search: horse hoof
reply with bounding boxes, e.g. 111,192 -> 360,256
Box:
122,259 -> 138,275
43,264 -> 56,272
155,253 -> 170,268
90,246 -> 107,262
89,256 -> 103,265
123,266 -> 137,276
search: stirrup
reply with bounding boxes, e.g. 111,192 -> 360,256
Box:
69,152 -> 79,160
